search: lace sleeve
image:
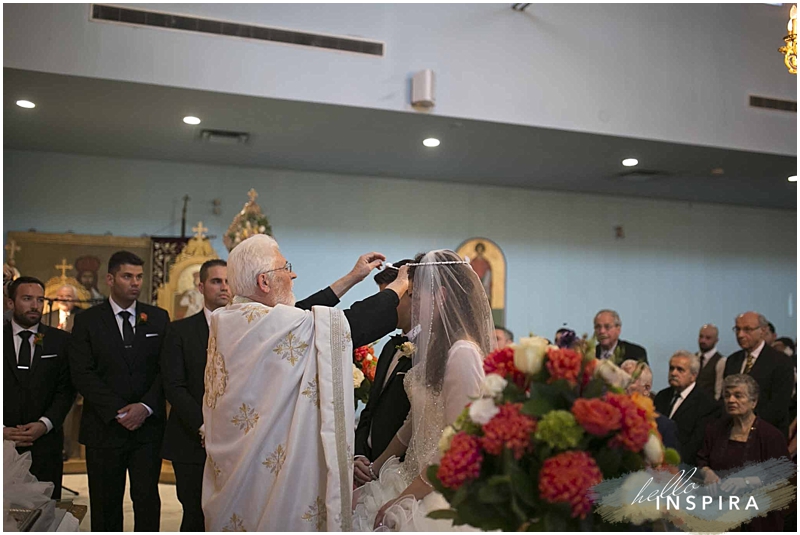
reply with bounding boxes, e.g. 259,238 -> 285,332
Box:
396,411 -> 412,447
442,341 -> 485,427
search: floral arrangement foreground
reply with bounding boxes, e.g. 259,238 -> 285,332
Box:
353,343 -> 378,404
426,335 -> 681,531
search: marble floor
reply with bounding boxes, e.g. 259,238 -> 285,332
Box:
62,474 -> 182,532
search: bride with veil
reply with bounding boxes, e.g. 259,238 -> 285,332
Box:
352,250 -> 496,531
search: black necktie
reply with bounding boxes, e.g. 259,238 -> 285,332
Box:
18,330 -> 33,373
669,390 -> 681,415
698,353 -> 705,369
119,311 -> 134,348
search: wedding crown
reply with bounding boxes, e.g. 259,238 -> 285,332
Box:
385,259 -> 470,270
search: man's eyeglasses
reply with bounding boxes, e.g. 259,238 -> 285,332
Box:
732,326 -> 761,334
265,261 -> 292,274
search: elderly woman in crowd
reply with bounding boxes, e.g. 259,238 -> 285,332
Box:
621,360 -> 680,452
696,374 -> 790,531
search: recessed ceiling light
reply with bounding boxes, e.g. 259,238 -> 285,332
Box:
711,168 -> 725,175
622,158 -> 639,167
183,116 -> 201,125
423,138 -> 440,148
16,100 -> 35,109
789,175 -> 798,182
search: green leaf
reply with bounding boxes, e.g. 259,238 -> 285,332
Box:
594,447 -> 622,478
543,509 -> 570,531
450,485 -> 469,507
509,464 -> 538,508
426,509 -> 458,520
478,483 -> 508,504
582,378 -> 605,399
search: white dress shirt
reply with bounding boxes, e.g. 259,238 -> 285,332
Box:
9,319 -> 53,433
108,297 -> 153,417
600,341 -> 619,360
740,340 -> 766,374
668,381 -> 696,419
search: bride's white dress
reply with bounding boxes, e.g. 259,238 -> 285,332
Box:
352,340 -> 485,531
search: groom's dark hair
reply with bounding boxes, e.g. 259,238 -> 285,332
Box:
373,258 -> 413,286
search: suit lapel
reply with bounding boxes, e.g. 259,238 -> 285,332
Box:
4,323 -> 23,385
100,300 -> 128,360
671,388 -> 695,420
133,303 -> 147,350
195,310 -> 210,363
372,336 -> 405,401
382,356 -> 411,392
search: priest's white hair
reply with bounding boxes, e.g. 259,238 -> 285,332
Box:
228,234 -> 281,298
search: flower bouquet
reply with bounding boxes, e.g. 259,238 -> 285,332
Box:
353,343 -> 378,405
427,336 -> 680,531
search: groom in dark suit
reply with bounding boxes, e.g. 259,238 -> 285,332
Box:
354,259 -> 414,485
4,277 -> 76,499
69,251 -> 170,532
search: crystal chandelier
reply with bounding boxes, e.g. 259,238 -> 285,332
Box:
779,5 -> 797,74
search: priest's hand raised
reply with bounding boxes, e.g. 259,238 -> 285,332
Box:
330,252 -> 387,298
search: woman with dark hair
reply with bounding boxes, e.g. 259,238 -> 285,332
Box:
696,374 -> 790,531
352,250 -> 496,531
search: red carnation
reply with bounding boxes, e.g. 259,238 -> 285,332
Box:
539,451 -> 603,519
605,393 -> 651,452
572,398 -> 622,436
437,432 -> 483,489
480,402 -> 537,460
545,347 -> 582,386
483,347 -> 526,389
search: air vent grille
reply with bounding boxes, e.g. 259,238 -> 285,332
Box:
749,95 -> 797,113
90,4 -> 384,56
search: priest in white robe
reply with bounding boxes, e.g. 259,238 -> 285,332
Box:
201,235 -> 409,531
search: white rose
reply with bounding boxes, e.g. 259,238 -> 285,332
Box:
643,433 -> 664,465
513,336 -> 549,375
468,397 -> 500,425
438,425 -> 456,454
353,364 -> 365,388
481,373 -> 508,397
594,359 -> 632,389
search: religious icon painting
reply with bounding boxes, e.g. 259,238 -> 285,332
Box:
455,237 -> 506,326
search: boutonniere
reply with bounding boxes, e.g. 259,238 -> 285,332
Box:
33,332 -> 45,347
137,312 -> 148,326
396,341 -> 416,357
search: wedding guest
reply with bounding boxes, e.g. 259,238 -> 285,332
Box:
696,324 -> 726,400
4,276 -> 76,499
354,259 -> 414,483
766,321 -> 777,346
772,336 -> 796,357
697,374 -> 789,532
593,309 -> 647,363
621,360 -> 679,452
494,325 -> 513,348
724,312 -> 794,437
69,251 -> 170,531
42,284 -> 82,332
654,351 -> 719,466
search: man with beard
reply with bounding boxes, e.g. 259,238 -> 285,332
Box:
69,251 -> 170,531
202,235 -> 408,531
4,276 -> 75,499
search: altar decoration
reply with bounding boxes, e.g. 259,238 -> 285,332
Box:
224,189 -> 273,252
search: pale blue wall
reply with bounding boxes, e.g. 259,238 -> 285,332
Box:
4,3 -> 796,155
4,149 -> 796,391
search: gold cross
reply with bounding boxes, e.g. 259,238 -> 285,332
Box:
192,221 -> 208,239
247,188 -> 258,203
55,258 -> 73,278
4,240 -> 21,264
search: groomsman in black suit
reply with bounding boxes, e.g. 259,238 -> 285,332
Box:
654,351 -> 719,466
724,311 -> 794,437
593,309 -> 648,364
354,259 -> 414,485
161,260 -> 229,532
4,277 -> 76,499
69,251 -> 170,531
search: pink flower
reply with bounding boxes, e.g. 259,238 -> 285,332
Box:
539,451 -> 603,519
480,402 -> 537,460
437,432 -> 483,489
